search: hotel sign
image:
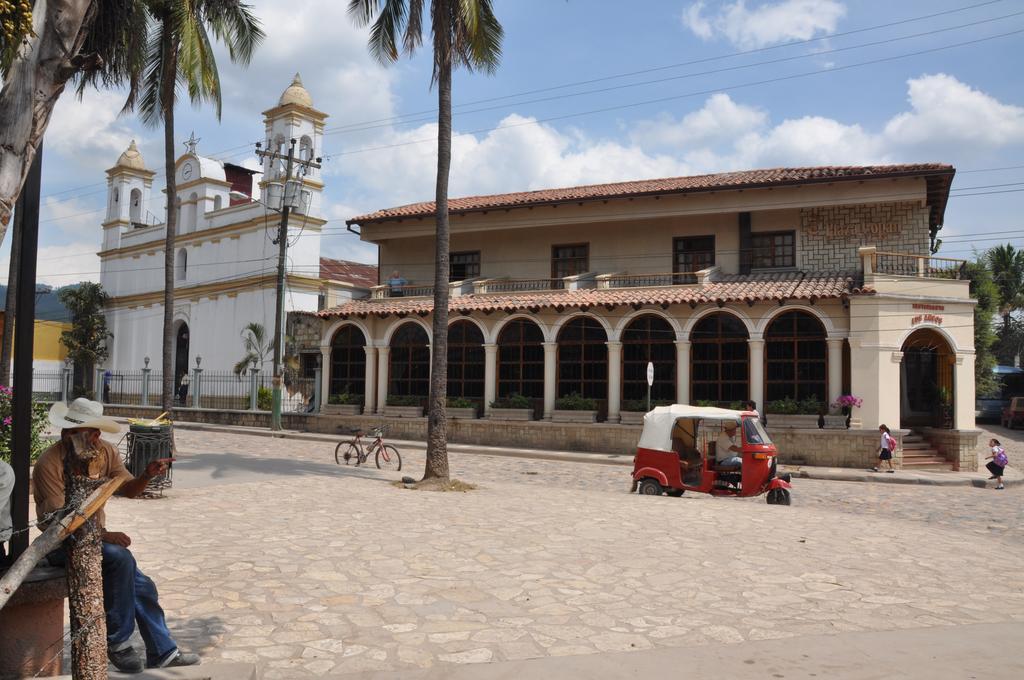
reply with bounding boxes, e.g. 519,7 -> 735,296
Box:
911,314 -> 943,326
806,222 -> 901,240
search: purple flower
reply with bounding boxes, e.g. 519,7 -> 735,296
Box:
2,416 -> 10,425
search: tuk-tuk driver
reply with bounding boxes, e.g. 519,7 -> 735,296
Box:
715,421 -> 743,471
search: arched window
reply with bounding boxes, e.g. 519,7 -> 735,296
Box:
129,188 -> 141,224
447,321 -> 484,399
765,311 -> 827,403
557,317 -> 607,400
691,313 -> 749,404
389,323 -> 429,398
330,325 -> 366,398
299,135 -> 313,162
213,195 -> 223,212
497,319 -> 544,399
622,315 -> 676,403
175,248 -> 187,281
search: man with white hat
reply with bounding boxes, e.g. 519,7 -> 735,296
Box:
34,398 -> 198,673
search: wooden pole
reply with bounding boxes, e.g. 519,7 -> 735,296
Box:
66,475 -> 108,680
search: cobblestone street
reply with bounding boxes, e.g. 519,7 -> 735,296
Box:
96,428 -> 1024,678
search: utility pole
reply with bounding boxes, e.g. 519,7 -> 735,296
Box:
254,138 -> 321,431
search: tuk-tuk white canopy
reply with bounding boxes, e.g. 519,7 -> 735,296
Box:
637,404 -> 744,453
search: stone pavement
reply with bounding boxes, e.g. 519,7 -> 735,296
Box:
73,427 -> 1024,679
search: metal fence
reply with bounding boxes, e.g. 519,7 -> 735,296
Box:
197,371 -> 258,411
31,370 -> 67,402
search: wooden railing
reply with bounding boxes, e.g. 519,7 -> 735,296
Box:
872,251 -> 967,280
599,271 -> 699,288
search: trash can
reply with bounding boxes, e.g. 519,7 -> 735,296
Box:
125,423 -> 173,494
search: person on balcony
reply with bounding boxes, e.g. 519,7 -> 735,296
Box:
387,270 -> 408,297
34,399 -> 199,673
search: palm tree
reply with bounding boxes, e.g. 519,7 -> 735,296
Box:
233,322 -> 273,375
131,1 -> 263,411
987,244 -> 1024,329
349,0 -> 503,483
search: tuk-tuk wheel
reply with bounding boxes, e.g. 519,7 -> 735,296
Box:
767,488 -> 791,506
666,489 -> 684,497
637,479 -> 664,496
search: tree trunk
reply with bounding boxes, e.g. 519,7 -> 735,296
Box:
65,475 -> 108,680
160,21 -> 178,413
0,217 -> 21,385
423,37 -> 453,482
0,0 -> 98,239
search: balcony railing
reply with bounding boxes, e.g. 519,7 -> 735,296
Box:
872,251 -> 967,280
371,283 -> 435,299
598,271 -> 699,288
484,278 -> 566,293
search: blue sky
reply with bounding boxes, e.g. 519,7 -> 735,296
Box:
5,0 -> 1023,286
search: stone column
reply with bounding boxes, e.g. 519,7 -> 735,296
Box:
363,345 -> 377,415
675,339 -> 690,405
483,343 -> 497,417
606,341 -> 622,423
319,346 -> 331,408
543,342 -> 557,420
376,346 -> 389,414
749,337 -> 764,409
827,338 -> 844,405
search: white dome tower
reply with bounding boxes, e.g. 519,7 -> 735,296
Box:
261,73 -> 328,217
103,140 -> 156,250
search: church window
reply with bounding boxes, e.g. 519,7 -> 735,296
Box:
213,195 -> 222,212
176,249 -> 187,281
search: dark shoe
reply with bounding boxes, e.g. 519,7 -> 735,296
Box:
150,649 -> 200,668
108,646 -> 144,674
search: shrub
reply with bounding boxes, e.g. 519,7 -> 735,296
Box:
329,392 -> 361,405
622,399 -> 671,412
554,392 -> 598,411
0,388 -> 52,464
447,397 -> 475,409
766,396 -> 825,415
257,386 -> 272,411
694,399 -> 716,408
490,393 -> 532,409
386,395 -> 422,407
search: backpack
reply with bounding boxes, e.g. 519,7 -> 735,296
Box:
994,447 -> 1008,466
884,432 -> 897,451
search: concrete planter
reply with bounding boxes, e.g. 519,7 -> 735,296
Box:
447,407 -> 478,420
552,409 -> 598,423
383,405 -> 424,418
822,415 -> 848,429
322,403 -> 362,416
490,408 -> 533,421
766,414 -> 820,429
619,411 -> 646,425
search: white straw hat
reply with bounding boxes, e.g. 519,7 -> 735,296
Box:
48,398 -> 121,434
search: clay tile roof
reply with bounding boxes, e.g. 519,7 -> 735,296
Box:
319,258 -> 378,289
317,271 -> 872,319
348,163 -> 955,227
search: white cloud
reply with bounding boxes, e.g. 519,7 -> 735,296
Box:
0,243 -> 99,287
46,89 -> 136,160
682,0 -> 847,49
630,94 -> 768,150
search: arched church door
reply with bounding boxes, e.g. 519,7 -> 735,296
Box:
175,323 -> 190,385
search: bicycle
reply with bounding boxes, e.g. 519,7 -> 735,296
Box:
335,426 -> 402,471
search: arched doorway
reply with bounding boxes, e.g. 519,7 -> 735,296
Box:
330,325 -> 366,398
621,315 -> 676,406
901,328 -> 954,428
764,311 -> 827,404
389,323 -> 430,401
496,318 -> 545,416
691,312 -> 749,405
174,322 -> 190,386
447,321 -> 484,401
557,316 -> 608,415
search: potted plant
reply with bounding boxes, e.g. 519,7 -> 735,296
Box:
553,392 -> 599,423
489,393 -> 534,420
620,399 -> 671,425
828,394 -> 862,429
936,387 -> 953,428
383,394 -> 424,418
765,396 -> 825,429
322,392 -> 363,415
447,396 -> 478,419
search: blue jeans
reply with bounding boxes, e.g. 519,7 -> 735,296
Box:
52,542 -> 177,664
717,456 -> 743,471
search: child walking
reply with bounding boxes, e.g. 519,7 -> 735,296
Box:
873,424 -> 897,473
985,439 -> 1008,490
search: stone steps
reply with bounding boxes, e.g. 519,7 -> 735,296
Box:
903,430 -> 952,471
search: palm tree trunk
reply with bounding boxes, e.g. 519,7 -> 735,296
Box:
0,218 -> 21,385
423,52 -> 453,482
160,21 -> 178,412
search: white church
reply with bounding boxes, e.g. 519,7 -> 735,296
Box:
98,75 -> 376,382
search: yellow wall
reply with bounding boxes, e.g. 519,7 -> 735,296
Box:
0,313 -> 70,362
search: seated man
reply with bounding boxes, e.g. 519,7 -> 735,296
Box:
715,421 -> 743,471
34,398 -> 199,674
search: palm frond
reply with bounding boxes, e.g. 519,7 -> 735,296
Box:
367,0 -> 409,65
202,0 -> 264,65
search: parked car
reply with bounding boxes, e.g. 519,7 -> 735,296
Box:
1001,397 -> 1024,429
977,397 -> 1009,423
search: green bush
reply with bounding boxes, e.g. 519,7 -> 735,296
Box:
0,389 -> 51,464
694,399 -> 716,407
766,396 -> 824,415
257,386 -> 272,411
622,399 -> 671,412
490,393 -> 532,409
386,395 -> 422,407
554,392 -> 598,411
328,392 -> 361,405
447,397 -> 475,409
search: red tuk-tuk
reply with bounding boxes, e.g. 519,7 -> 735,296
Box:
631,405 -> 792,504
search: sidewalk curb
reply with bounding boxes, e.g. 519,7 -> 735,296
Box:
131,418 -> 1020,489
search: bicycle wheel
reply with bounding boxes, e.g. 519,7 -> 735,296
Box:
376,444 -> 402,471
335,441 -> 360,465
